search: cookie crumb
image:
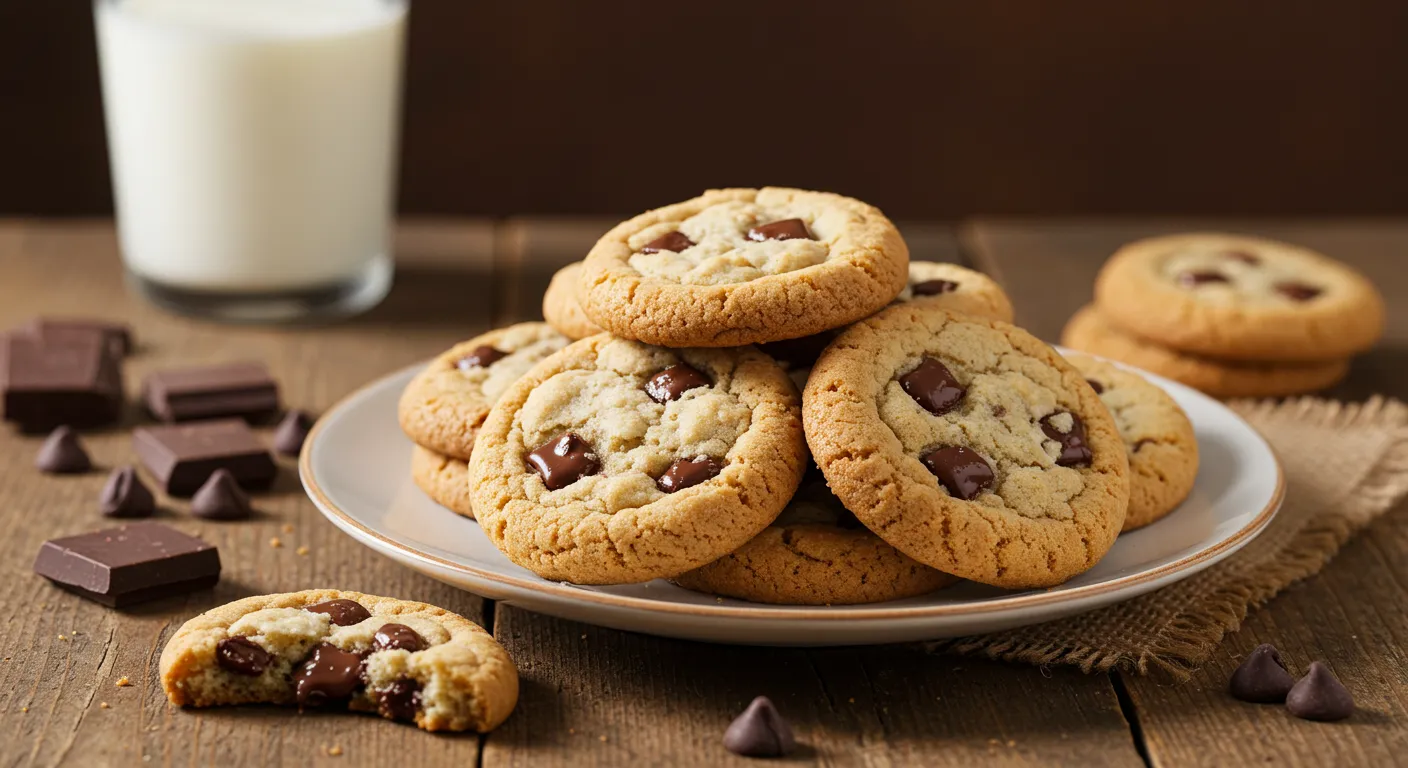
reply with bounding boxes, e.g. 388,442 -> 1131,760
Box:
328,745 -> 343,757
1007,740 -> 1016,748
100,702 -> 110,709
598,735 -> 607,742
848,697 -> 855,704
281,524 -> 295,533
21,706 -> 28,713
116,676 -> 132,687
57,634 -> 67,641
296,546 -> 310,556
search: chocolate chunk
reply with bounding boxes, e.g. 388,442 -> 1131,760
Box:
641,231 -> 695,253
1086,379 -> 1105,394
723,696 -> 796,758
920,446 -> 995,500
217,636 -> 271,676
1285,662 -> 1354,721
18,317 -> 133,357
527,432 -> 599,490
899,357 -> 966,415
1040,412 -> 1093,467
657,457 -> 723,493
190,469 -> 253,521
758,331 -> 836,370
645,364 -> 711,403
746,218 -> 812,242
272,410 -> 313,456
912,279 -> 959,296
456,345 -> 507,371
294,643 -> 365,707
1275,282 -> 1323,302
35,426 -> 92,474
32,522 -> 220,606
132,419 -> 277,496
1177,270 -> 1230,288
373,623 -> 426,653
142,362 -> 279,423
99,466 -> 156,518
1229,643 -> 1295,703
1222,250 -> 1261,265
377,679 -> 422,722
0,334 -> 123,432
307,598 -> 372,626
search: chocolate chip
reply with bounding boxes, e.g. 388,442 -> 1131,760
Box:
216,636 -> 271,676
641,231 -> 695,253
306,598 -> 372,626
657,457 -> 723,493
526,432 -> 599,490
645,364 -> 711,403
377,679 -> 422,722
1177,270 -> 1230,288
456,345 -> 507,371
294,643 -> 365,707
1086,379 -> 1105,394
190,469 -> 253,521
1275,282 -> 1323,302
1285,662 -> 1354,721
35,426 -> 92,474
272,410 -> 313,456
920,446 -> 994,500
746,218 -> 812,242
912,279 -> 959,296
1223,250 -> 1261,265
373,623 -> 426,653
1040,413 -> 1093,467
132,419 -> 277,497
1228,643 -> 1295,703
899,357 -> 966,415
99,466 -> 155,518
723,696 -> 796,758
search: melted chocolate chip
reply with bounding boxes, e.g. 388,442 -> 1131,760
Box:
306,598 -> 371,626
1177,270 -> 1230,288
294,643 -> 365,707
656,457 -> 723,493
746,218 -> 812,242
377,679 -> 423,722
373,623 -> 426,653
1040,413 -> 1093,467
1223,250 -> 1261,265
1229,643 -> 1295,703
1086,379 -> 1105,394
641,231 -> 695,253
456,345 -> 507,371
526,432 -> 599,490
645,364 -> 711,403
911,279 -> 959,296
899,357 -> 966,415
216,636 -> 271,676
1275,282 -> 1323,302
920,446 -> 994,500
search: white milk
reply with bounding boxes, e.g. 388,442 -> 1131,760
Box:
96,0 -> 405,297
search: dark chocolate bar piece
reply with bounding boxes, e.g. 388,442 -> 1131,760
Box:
18,317 -> 133,357
0,334 -> 124,432
33,522 -> 221,606
142,362 -> 279,422
133,419 -> 277,496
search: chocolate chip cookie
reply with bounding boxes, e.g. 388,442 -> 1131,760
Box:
410,445 -> 475,519
398,323 -> 570,460
542,262 -> 604,340
468,335 -> 807,584
895,261 -> 1014,323
1094,233 -> 1384,362
1064,352 -> 1199,531
578,187 -> 909,347
804,304 -> 1130,588
160,590 -> 518,732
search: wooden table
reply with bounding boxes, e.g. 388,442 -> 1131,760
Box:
1,218 -> 1404,767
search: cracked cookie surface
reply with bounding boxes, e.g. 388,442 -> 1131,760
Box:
411,445 -> 475,519
894,261 -> 1014,323
542,262 -> 604,340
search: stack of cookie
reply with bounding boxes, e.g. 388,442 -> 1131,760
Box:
400,188 -> 1200,605
1062,233 -> 1385,398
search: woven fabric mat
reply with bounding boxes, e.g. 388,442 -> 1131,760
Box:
932,397 -> 1408,678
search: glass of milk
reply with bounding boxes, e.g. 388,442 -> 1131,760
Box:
95,0 -> 407,322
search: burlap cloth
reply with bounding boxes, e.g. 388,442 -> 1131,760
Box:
931,396 -> 1408,678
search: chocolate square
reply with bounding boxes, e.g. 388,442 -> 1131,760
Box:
142,362 -> 280,422
17,317 -> 133,357
133,419 -> 278,496
0,334 -> 124,432
33,523 -> 221,606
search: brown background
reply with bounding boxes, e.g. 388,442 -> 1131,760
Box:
4,1 -> 1407,219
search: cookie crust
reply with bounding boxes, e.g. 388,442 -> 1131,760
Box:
411,445 -> 475,519
542,262 -> 604,340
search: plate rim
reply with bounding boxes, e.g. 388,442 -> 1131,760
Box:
300,360 -> 1286,622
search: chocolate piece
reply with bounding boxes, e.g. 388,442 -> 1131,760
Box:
1285,662 -> 1354,721
99,466 -> 156,518
142,362 -> 279,423
0,334 -> 123,432
217,637 -> 272,676
456,345 -> 507,371
746,218 -> 812,242
641,231 -> 695,253
657,457 -> 723,493
1275,282 -> 1323,302
1177,270 -> 1230,288
373,623 -> 426,653
723,696 -> 796,758
32,522 -> 220,606
294,643 -> 365,707
899,357 -> 966,415
1229,643 -> 1295,703
526,432 -> 599,490
18,317 -> 133,357
272,410 -> 313,456
35,426 -> 92,473
132,419 -> 277,496
645,364 -> 711,403
912,279 -> 959,296
307,599 -> 372,626
921,446 -> 995,500
190,469 -> 253,521
1222,250 -> 1261,265
377,679 -> 422,722
1040,412 -> 1093,467
758,331 -> 836,370
1086,379 -> 1105,394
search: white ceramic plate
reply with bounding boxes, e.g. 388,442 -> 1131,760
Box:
301,356 -> 1283,646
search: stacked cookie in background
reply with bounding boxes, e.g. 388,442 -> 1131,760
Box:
1062,233 -> 1385,398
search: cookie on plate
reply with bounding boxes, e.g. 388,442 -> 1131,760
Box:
1094,233 -> 1384,362
1061,305 -> 1350,398
542,262 -> 604,340
159,590 -> 518,733
398,323 -> 569,460
894,261 -> 1014,323
804,304 -> 1130,589
578,187 -> 909,347
469,335 -> 807,584
410,445 -> 475,519
1063,352 -> 1199,531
